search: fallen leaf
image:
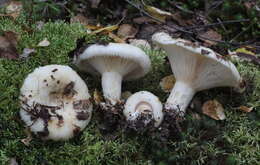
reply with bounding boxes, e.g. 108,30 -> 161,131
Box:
159,75 -> 176,93
93,89 -> 103,104
244,1 -> 256,10
21,128 -> 32,146
117,24 -> 138,40
37,38 -> 50,47
6,1 -> 22,19
9,157 -> 18,165
85,24 -> 102,30
172,12 -> 193,26
228,47 -> 260,65
70,14 -> 88,25
144,5 -> 172,23
129,39 -> 151,49
91,24 -> 118,34
198,29 -> 222,46
236,47 -> 256,56
202,100 -> 226,120
20,48 -> 35,58
0,31 -> 19,59
121,91 -> 132,100
237,106 -> 254,113
108,32 -> 125,43
137,24 -> 159,40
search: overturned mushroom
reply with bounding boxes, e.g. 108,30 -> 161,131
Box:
19,65 -> 92,141
152,32 -> 245,117
123,91 -> 163,131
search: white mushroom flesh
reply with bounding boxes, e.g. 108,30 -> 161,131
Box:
123,91 -> 163,127
19,65 -> 92,140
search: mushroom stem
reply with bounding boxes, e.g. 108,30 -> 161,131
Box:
165,81 -> 195,114
102,71 -> 122,104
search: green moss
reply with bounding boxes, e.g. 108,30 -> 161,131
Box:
0,17 -> 259,165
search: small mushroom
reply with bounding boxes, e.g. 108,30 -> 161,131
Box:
123,91 -> 163,130
152,32 -> 245,117
19,65 -> 92,141
75,43 -> 151,104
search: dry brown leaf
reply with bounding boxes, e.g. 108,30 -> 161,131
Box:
172,12 -> 193,26
144,5 -> 172,23
238,106 -> 254,113
117,24 -> 138,40
129,39 -> 151,49
159,75 -> 176,93
85,25 -> 102,30
6,1 -> 22,19
70,14 -> 88,25
0,31 -> 19,59
108,32 -> 125,43
37,38 -> 50,47
93,89 -> 103,104
244,1 -> 256,10
202,100 -> 226,120
198,29 -> 222,46
91,25 -> 118,34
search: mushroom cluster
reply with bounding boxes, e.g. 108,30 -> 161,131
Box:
74,43 -> 153,129
19,35 -> 245,140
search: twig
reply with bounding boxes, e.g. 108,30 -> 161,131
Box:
230,22 -> 255,42
167,0 -> 194,14
184,19 -> 250,30
217,18 -> 227,32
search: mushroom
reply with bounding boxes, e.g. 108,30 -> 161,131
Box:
152,32 -> 245,117
75,43 -> 151,105
19,65 -> 93,141
75,43 -> 151,104
123,91 -> 163,130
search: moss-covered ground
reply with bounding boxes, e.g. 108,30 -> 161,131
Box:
0,16 -> 259,165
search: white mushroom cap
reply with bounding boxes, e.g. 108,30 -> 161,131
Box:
75,43 -> 151,103
152,32 -> 245,114
19,65 -> 92,141
152,32 -> 244,92
123,91 -> 163,127
75,43 -> 151,80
